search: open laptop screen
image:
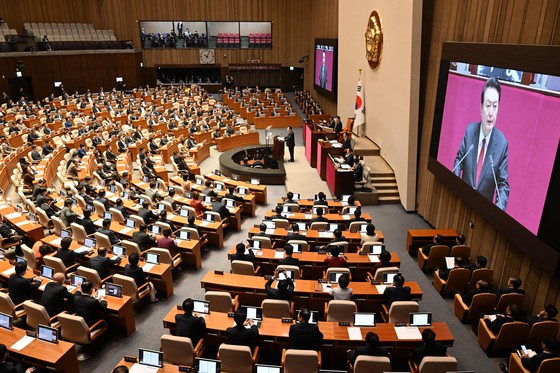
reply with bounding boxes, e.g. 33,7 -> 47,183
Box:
409,312 -> 432,327
353,312 -> 376,327
196,358 -> 221,373
105,283 -> 123,298
139,348 -> 163,368
193,299 -> 210,314
240,306 -> 263,321
37,324 -> 58,343
0,312 -> 12,330
295,309 -> 318,324
41,265 -> 54,280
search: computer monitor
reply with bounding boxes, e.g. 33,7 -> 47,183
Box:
112,245 -> 125,257
0,312 -> 12,330
231,174 -> 239,181
383,272 -> 399,285
126,219 -> 136,228
71,274 -> 86,287
142,176 -> 148,183
84,237 -> 95,248
329,272 -> 345,284
368,244 -> 385,255
193,299 -> 210,315
195,358 -> 221,373
409,312 -> 432,327
282,205 -> 292,213
341,195 -> 351,203
225,199 -> 235,208
214,169 -> 222,176
40,265 -> 54,280
158,203 -> 166,211
291,243 -> 302,253
327,223 -> 340,232
196,178 -> 203,186
203,196 -> 213,204
86,204 -> 94,211
180,209 -> 190,218
123,192 -> 129,200
292,193 -> 300,200
295,309 -> 318,325
296,222 -> 307,231
347,207 -> 357,215
204,213 -> 216,222
251,178 -> 260,185
240,306 -> 263,321
247,239 -> 262,249
138,198 -> 145,206
360,224 -> 368,233
60,229 -> 71,238
105,283 -> 123,298
216,183 -> 224,191
178,230 -> 191,241
255,365 -> 281,373
150,225 -> 161,235
28,213 -> 36,223
237,187 -> 247,195
15,256 -> 26,264
0,249 -> 4,261
109,185 -> 116,193
353,312 -> 376,327
104,212 -> 112,220
139,348 -> 164,368
146,252 -> 160,265
262,220 -> 275,229
277,269 -> 294,280
37,325 -> 58,343
184,191 -> 192,199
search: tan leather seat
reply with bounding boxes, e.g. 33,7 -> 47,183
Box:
21,245 -> 38,270
58,312 -> 107,345
0,292 -> 26,319
71,223 -> 88,244
252,236 -> 272,249
373,266 -> 399,282
525,321 -> 560,351
44,256 -> 79,278
286,240 -> 308,252
77,266 -> 110,288
433,268 -> 471,295
272,219 -> 290,229
352,356 -> 391,373
94,232 -> 113,249
325,267 -> 352,282
418,245 -> 448,271
149,248 -> 182,269
205,291 -> 239,313
466,268 -> 494,292
418,356 -> 457,373
231,260 -> 259,276
449,245 -> 471,264
478,321 -> 530,353
161,335 -> 205,366
495,293 -> 525,314
309,222 -> 327,231
509,353 -> 560,373
262,299 -> 293,319
282,349 -> 321,373
120,240 -> 143,256
277,265 -> 301,279
381,301 -> 419,323
218,344 -> 259,373
324,300 -> 356,322
112,274 -> 151,302
23,301 -> 60,329
52,216 -> 66,234
453,293 -> 497,323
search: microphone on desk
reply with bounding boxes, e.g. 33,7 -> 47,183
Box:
489,154 -> 500,208
452,144 -> 474,173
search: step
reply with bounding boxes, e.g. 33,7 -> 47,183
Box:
377,189 -> 400,197
371,182 -> 398,190
369,176 -> 395,183
378,195 -> 401,204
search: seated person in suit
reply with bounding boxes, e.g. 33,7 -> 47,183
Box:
164,188 -> 179,211
81,209 -> 97,235
40,196 -> 58,219
286,223 -> 307,242
464,255 -> 487,273
77,185 -> 94,206
279,244 -> 300,267
370,250 -> 394,277
90,247 -> 121,281
252,157 -> 264,168
289,308 -> 323,350
98,219 -> 121,245
347,332 -> 390,366
472,302 -> 524,336
324,245 -> 347,268
201,180 -> 217,197
159,210 -> 177,232
283,192 -> 298,205
410,329 -> 446,366
508,336 -> 560,373
56,236 -> 88,269
309,207 -> 328,225
421,234 -> 448,257
225,185 -> 243,202
231,242 -> 255,263
145,181 -> 164,203
132,223 -> 157,252
226,309 -> 259,349
185,215 -> 203,239
8,262 -> 42,305
73,280 -> 107,327
253,224 -> 270,239
40,272 -> 79,317
342,132 -> 352,149
0,343 -> 36,373
265,268 -> 294,302
351,156 -> 363,183
212,199 -> 229,220
329,273 -> 353,301
452,234 -> 466,249
175,298 -> 206,347
138,200 -> 160,225
346,208 -> 367,229
461,279 -> 492,307
360,223 -> 379,247
435,256 -> 464,281
525,304 -> 558,327
156,227 -> 179,258
113,198 -> 130,219
125,252 -> 158,303
316,229 -> 346,253
383,274 -> 411,309
313,192 -> 328,206
495,276 -> 525,302
270,205 -> 284,221
95,189 -> 112,212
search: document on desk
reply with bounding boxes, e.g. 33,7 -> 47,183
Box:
375,285 -> 387,293
0,205 -> 8,209
487,315 -> 497,322
319,232 -> 333,238
323,283 -> 332,292
340,164 -> 351,169
108,196 -> 119,202
10,336 -> 35,351
445,257 -> 455,269
265,229 -> 275,235
129,363 -> 160,373
199,221 -> 210,227
342,215 -> 350,220
347,327 -> 363,340
50,237 -> 63,245
274,251 -> 284,259
167,214 -> 176,219
305,214 -> 312,219
142,263 -> 155,272
15,221 -> 31,227
2,267 -> 15,276
368,255 -> 380,263
75,247 -> 89,254
119,227 -> 133,234
222,178 -> 230,182
395,326 -> 422,340
332,144 -> 343,148
277,137 -> 284,141
6,212 -> 21,219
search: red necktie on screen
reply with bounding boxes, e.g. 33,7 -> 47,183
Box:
476,138 -> 486,187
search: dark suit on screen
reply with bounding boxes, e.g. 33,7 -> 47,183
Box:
453,122 -> 509,211
319,64 -> 328,89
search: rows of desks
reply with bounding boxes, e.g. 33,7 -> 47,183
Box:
215,131 -> 260,152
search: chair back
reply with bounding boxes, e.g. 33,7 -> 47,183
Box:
309,222 -> 327,231
109,208 -> 125,223
93,200 -> 106,216
423,245 -> 449,269
35,208 -> 51,228
418,356 -> 457,373
467,268 -> 494,292
120,240 -> 142,257
71,223 -> 87,243
252,236 -> 272,249
219,344 -> 253,373
112,274 -> 140,302
286,240 -> 308,252
449,245 -> 471,263
0,293 -> 16,317
325,267 -> 351,281
277,265 -> 301,279
283,350 -> 319,373
57,312 -> 91,344
180,227 -> 200,241
373,266 -> 400,282
77,266 -> 103,288
466,293 -> 497,320
348,221 -> 367,231
21,245 -> 38,270
535,357 -> 560,373
130,215 -> 146,228
354,356 -> 391,373
52,216 -> 65,234
326,300 -> 356,322
205,291 -> 234,313
22,301 -> 50,329
442,268 -> 471,294
231,260 -> 256,276
262,299 -> 291,319
284,203 -> 299,212
43,256 -> 68,275
495,293 -> 525,314
94,232 -> 113,249
525,321 -> 560,351
388,301 -> 419,323
272,219 -> 290,229
149,248 -> 172,265
493,322 -> 530,350
161,335 -> 195,366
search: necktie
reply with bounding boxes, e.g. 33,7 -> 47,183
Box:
476,138 -> 486,187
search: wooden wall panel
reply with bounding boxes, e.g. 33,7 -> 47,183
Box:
418,0 -> 560,314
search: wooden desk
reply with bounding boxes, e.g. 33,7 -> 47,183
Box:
406,229 -> 459,256
190,141 -> 211,163
254,115 -> 301,129
0,201 -> 45,242
276,198 -> 362,212
304,123 -> 338,168
263,211 -> 372,225
215,132 -> 260,152
204,172 -> 267,205
113,359 -> 180,373
192,130 -> 214,145
326,155 -> 354,199
200,271 -> 421,312
318,141 -> 345,181
192,184 -> 256,217
0,326 -> 80,373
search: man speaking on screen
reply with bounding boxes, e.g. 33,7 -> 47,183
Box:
453,76 -> 509,211
319,51 -> 328,89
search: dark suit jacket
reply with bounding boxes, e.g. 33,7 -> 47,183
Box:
56,247 -> 86,268
8,274 -> 41,305
462,289 -> 492,307
132,231 -> 156,251
289,322 -> 323,350
98,227 -> 120,245
176,313 -> 206,346
342,137 -> 351,149
40,203 -> 57,218
383,286 -> 412,308
484,315 -> 516,335
139,208 -> 159,225
285,131 -> 295,148
521,352 -> 560,372
453,122 -> 509,210
410,342 -> 446,365
82,217 -> 97,235
226,324 -> 259,348
74,293 -> 107,326
279,257 -> 300,267
347,345 -> 390,365
212,201 -> 229,220
225,193 -> 243,202
125,264 -> 147,287
40,282 -> 76,317
265,278 -> 294,302
495,287 -> 525,301
463,263 -> 482,272
231,251 -> 255,263
421,243 -> 449,257
90,255 -> 120,280
286,233 -> 307,242
309,216 -> 328,224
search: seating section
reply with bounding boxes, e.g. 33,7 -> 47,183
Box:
25,22 -> 117,42
0,22 -> 17,43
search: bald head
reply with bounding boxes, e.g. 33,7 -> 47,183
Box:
53,272 -> 65,284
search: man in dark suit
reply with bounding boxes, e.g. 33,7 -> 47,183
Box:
98,219 -> 121,245
125,252 -> 157,302
511,335 -> 560,373
383,274 -> 412,309
138,200 -> 159,225
40,196 -> 58,219
253,224 -> 270,239
313,192 -> 328,206
435,256 -> 464,281
231,242 -> 255,263
212,200 -> 229,220
345,208 -> 367,229
334,116 -> 343,133
269,205 -> 284,221
318,51 -> 328,89
421,234 -> 448,257
226,309 -> 259,348
342,132 -> 352,149
309,207 -> 328,225
81,209 -> 97,235
95,189 -> 111,212
279,244 -> 299,267
74,280 -> 107,328
265,268 -> 294,302
453,77 -> 509,211
495,276 -> 525,302
289,308 -> 323,350
283,192 -> 298,206
176,298 -> 206,346
347,332 -> 390,366
40,272 -> 79,317
409,329 -> 446,366
461,279 -> 492,307
525,304 -> 558,327
464,255 -> 487,272
90,247 -> 121,281
56,237 -> 88,270
225,185 -> 243,202
132,223 -> 157,252
286,224 -> 307,242
285,126 -> 295,162
8,262 -> 42,305
472,302 -> 523,336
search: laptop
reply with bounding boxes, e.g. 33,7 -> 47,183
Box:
231,174 -> 239,181
204,213 -> 216,222
15,256 -> 26,264
180,208 -> 190,218
157,203 -> 166,211
262,220 -> 275,229
277,269 -> 294,280
295,309 -> 318,324
214,169 -> 222,176
125,219 -> 136,228
38,325 -> 58,344
28,214 -> 36,223
195,358 -> 221,373
84,237 -> 96,248
237,187 -> 247,196
41,265 -> 55,280
240,306 -> 263,321
146,252 -> 160,265
409,312 -> 432,327
123,192 -> 129,200
0,312 -> 12,330
383,272 -> 399,285
60,229 -> 71,238
139,348 -> 164,369
216,183 -> 224,191
150,225 -> 161,235
178,230 -> 191,241
105,283 -> 123,298
282,205 -> 292,213
247,239 -> 262,250
184,191 -> 192,199
86,204 -> 94,211
251,178 -> 260,185
368,244 -> 385,255
291,243 -> 302,253
327,223 -> 340,232
70,274 -> 86,287
193,299 -> 210,315
138,198 -> 145,206
225,199 -> 236,209
203,196 -> 213,204
341,195 -> 351,203
295,222 -> 307,231
255,365 -> 281,373
346,207 -> 357,215
103,212 -> 112,220
109,185 -> 116,193
329,272 -> 346,284
353,312 -> 376,327
195,178 -> 203,186
112,245 -> 126,257
360,224 -> 368,233
292,193 -> 300,201
167,187 -> 175,194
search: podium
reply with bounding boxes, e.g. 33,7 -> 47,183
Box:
272,136 -> 285,160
